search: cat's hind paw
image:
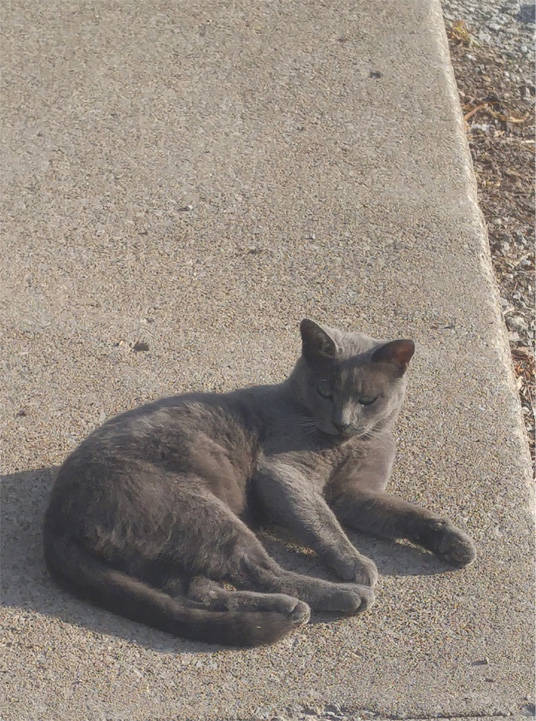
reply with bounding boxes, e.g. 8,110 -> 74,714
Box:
318,584 -> 375,615
352,557 -> 379,587
289,600 -> 311,625
332,553 -> 378,587
339,585 -> 375,615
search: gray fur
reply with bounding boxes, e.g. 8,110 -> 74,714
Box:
44,319 -> 476,647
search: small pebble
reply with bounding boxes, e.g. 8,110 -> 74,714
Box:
506,315 -> 529,334
518,4 -> 536,23
132,341 -> 150,352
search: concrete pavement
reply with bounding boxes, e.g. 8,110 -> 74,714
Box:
1,0 -> 533,719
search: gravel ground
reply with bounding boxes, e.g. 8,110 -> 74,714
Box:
442,0 -> 535,63
441,0 -> 535,462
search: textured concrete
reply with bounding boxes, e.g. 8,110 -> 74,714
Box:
1,0 -> 533,719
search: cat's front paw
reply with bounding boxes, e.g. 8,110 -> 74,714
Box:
437,524 -> 477,568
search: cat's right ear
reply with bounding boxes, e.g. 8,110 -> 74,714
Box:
300,319 -> 338,363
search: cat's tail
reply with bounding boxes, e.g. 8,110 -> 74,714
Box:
43,534 -> 308,647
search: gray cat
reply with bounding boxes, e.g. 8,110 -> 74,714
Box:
44,320 -> 476,647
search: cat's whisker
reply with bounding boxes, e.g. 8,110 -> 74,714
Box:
360,427 -> 383,441
299,419 -> 321,436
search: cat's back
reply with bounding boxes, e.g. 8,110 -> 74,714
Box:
61,389 -> 265,472
46,388 -> 270,525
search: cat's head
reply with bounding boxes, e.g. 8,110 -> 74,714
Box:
291,319 -> 414,440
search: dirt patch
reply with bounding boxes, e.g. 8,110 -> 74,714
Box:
447,23 -> 535,462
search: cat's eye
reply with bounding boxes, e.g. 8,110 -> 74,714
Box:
316,382 -> 333,400
358,396 -> 377,406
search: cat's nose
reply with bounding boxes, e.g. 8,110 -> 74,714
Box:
333,421 -> 351,434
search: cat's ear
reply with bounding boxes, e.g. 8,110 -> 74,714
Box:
372,339 -> 415,376
300,319 -> 338,363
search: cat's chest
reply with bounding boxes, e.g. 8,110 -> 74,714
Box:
292,447 -> 348,487
262,434 -> 360,490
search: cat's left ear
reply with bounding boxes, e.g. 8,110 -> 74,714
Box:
300,319 -> 339,363
372,339 -> 415,376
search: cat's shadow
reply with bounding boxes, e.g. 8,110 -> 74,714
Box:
1,467 -> 454,654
